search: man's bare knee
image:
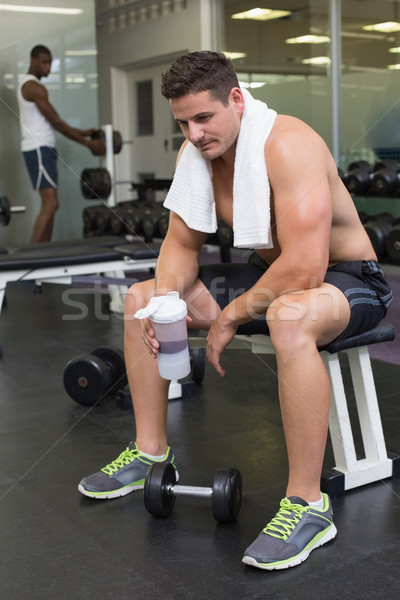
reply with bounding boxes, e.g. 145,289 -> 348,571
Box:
124,279 -> 155,320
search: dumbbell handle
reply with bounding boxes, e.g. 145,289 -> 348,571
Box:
10,206 -> 26,214
166,483 -> 213,499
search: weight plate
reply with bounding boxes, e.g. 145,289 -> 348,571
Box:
63,354 -> 111,405
386,225 -> 400,265
211,467 -> 242,524
91,346 -> 128,391
144,461 -> 177,518
190,347 -> 205,384
0,196 -> 11,226
81,168 -> 111,200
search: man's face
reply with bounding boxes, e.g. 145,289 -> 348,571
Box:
32,53 -> 52,79
170,89 -> 243,161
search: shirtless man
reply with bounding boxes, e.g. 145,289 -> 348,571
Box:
17,45 -> 105,242
79,52 -> 392,570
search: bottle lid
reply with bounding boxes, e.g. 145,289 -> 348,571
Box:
134,291 -> 187,323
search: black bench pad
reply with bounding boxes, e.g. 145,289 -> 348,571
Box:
11,235 -> 123,254
236,319 -> 395,353
323,320 -> 395,354
0,247 -> 123,271
114,243 -> 160,260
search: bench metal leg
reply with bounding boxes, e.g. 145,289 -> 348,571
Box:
323,347 -> 392,491
240,334 -> 395,495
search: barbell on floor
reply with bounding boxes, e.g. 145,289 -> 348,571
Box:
144,461 -> 242,523
0,196 -> 26,226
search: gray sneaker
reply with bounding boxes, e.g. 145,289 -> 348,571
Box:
78,442 -> 178,499
242,494 -> 337,570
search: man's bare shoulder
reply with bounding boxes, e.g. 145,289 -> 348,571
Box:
269,114 -> 323,145
21,79 -> 47,102
266,114 -> 329,165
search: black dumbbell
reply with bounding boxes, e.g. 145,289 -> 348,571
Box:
91,129 -> 123,154
81,167 -> 112,200
372,160 -> 400,196
345,160 -> 373,195
364,213 -> 394,261
109,204 -> 128,235
141,205 -> 170,241
63,346 -> 127,406
217,219 -> 234,248
93,205 -> 112,235
190,347 -> 205,384
338,167 -> 347,185
386,219 -> 400,264
144,461 -> 242,523
83,205 -> 100,236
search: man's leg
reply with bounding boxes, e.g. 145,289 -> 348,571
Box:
124,277 -> 221,455
31,187 -> 59,243
78,276 -> 221,498
267,282 -> 351,502
243,282 -> 350,570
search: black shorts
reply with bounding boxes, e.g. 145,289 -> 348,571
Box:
23,146 -> 58,190
198,258 -> 393,344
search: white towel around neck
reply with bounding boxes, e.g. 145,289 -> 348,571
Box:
163,88 -> 277,249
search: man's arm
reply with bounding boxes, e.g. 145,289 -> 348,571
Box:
155,210 -> 207,297
207,122 -> 333,374
21,81 -> 105,155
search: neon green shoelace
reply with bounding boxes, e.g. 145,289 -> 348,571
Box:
263,498 -> 306,541
101,446 -> 139,475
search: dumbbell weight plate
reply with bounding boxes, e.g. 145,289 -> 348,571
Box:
157,211 -> 170,238
144,461 -> 177,518
364,219 -> 393,261
81,168 -> 112,200
386,224 -> 400,265
211,467 -> 242,523
190,347 -> 205,384
63,354 -> 111,405
91,129 -> 123,154
91,346 -> 128,392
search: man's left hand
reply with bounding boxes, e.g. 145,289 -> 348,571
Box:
206,317 -> 237,377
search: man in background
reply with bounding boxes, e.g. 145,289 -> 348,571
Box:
17,44 -> 105,242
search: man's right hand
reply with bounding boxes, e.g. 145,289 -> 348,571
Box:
140,318 -> 159,359
88,138 -> 106,156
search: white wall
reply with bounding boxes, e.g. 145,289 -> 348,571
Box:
94,0 -> 218,193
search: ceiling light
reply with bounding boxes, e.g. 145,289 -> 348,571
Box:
223,52 -> 247,60
65,50 -> 97,56
387,63 -> 400,69
389,46 -> 400,53
239,81 -> 266,89
363,22 -> 400,33
286,35 -> 330,44
302,56 -> 331,66
0,4 -> 82,15
231,8 -> 291,21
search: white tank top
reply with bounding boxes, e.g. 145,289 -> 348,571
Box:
17,74 -> 56,151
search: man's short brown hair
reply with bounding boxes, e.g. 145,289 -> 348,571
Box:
161,51 -> 239,105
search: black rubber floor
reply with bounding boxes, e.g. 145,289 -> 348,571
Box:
1,281 -> 399,600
